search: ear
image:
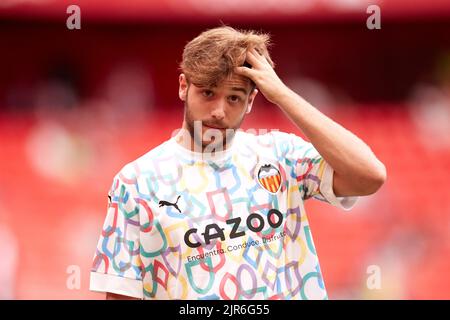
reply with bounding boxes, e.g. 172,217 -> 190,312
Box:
246,88 -> 258,114
179,74 -> 188,101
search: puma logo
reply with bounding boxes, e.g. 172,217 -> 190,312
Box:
159,195 -> 181,213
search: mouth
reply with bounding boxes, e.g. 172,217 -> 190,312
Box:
203,123 -> 226,130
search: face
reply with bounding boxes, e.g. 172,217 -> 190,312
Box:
178,73 -> 258,152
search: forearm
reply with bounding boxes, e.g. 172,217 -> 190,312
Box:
234,47 -> 386,196
275,87 -> 386,194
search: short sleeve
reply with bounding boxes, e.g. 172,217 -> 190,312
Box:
90,172 -> 144,299
278,132 -> 358,211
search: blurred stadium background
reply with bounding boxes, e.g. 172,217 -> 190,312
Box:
1,0 -> 450,299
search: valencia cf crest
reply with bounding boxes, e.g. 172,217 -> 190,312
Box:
257,163 -> 282,194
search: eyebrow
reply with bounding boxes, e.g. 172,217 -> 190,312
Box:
198,86 -> 249,95
231,87 -> 248,95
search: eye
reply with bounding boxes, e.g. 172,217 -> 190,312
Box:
202,90 -> 214,98
228,95 -> 242,103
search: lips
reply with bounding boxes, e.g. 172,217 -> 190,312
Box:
203,123 -> 226,130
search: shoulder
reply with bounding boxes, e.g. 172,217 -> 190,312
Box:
236,130 -> 308,152
114,138 -> 174,183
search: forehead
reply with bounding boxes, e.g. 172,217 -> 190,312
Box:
197,73 -> 252,93
220,74 -> 251,89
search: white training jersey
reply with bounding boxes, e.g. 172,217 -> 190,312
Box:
90,130 -> 358,299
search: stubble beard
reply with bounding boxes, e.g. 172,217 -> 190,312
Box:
184,100 -> 243,153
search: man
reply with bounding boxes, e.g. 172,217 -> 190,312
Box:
90,26 -> 386,300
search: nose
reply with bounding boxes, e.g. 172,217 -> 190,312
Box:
211,102 -> 225,120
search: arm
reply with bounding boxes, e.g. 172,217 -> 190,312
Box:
90,173 -> 144,300
235,49 -> 386,197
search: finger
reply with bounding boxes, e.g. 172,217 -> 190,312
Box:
251,47 -> 263,56
245,50 -> 263,69
234,66 -> 254,79
250,47 -> 270,66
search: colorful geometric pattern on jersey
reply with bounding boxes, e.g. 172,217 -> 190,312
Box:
90,131 -> 358,299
